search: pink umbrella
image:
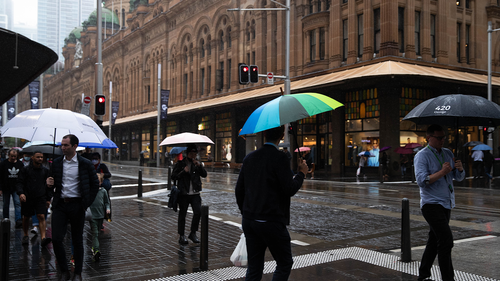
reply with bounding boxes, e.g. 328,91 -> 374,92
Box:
394,147 -> 414,154
380,146 -> 391,152
294,147 -> 311,152
404,143 -> 422,149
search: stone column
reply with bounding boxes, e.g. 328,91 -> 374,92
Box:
421,0 -> 432,61
405,0 -> 416,59
380,0 -> 399,57
437,0 -> 449,64
347,0 -> 357,64
379,79 -> 402,177
330,0 -> 341,67
362,0 -> 373,61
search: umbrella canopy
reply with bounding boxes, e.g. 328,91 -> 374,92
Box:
394,147 -> 414,154
413,146 -> 425,153
358,151 -> 375,157
463,141 -> 484,147
73,139 -> 118,149
379,146 -> 392,152
169,146 -> 187,155
239,93 -> 343,135
278,142 -> 290,148
294,147 -> 311,152
472,144 -> 492,151
22,145 -> 62,156
403,94 -> 500,127
0,108 -> 108,144
404,143 -> 422,149
160,132 -> 214,146
0,28 -> 58,105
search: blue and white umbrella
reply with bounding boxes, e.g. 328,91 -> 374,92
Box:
472,144 -> 492,151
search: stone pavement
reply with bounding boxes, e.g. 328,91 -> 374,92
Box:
1,163 -> 499,280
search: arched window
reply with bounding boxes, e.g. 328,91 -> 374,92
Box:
246,22 -> 251,41
251,20 -> 256,39
189,44 -> 193,62
184,46 -> 188,64
227,27 -> 232,48
207,35 -> 212,55
219,31 -> 224,50
200,39 -> 205,58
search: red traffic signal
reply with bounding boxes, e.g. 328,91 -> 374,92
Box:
250,65 -> 259,83
239,63 -> 249,84
95,94 -> 106,116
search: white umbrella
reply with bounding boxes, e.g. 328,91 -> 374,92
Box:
0,108 -> 108,144
160,132 -> 214,146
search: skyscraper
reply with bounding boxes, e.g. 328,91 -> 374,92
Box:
37,0 -> 96,63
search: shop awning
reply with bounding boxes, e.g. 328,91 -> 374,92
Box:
105,60 -> 500,126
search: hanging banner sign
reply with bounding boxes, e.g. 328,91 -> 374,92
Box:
160,89 -> 170,120
7,97 -> 15,120
28,81 -> 40,109
111,101 -> 119,125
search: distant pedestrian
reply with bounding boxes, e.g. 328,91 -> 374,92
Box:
282,147 -> 292,162
471,149 -> 484,179
171,144 -> 207,245
483,150 -> 494,180
92,152 -> 112,223
0,149 -> 24,228
357,155 -> 367,178
400,154 -> 409,179
16,151 -> 52,247
235,125 -> 308,281
89,173 -> 110,262
21,152 -> 31,167
414,124 -> 465,281
46,134 -> 99,281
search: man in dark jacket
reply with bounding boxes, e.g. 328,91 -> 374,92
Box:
17,151 -> 52,246
0,149 -> 24,228
171,144 -> 207,245
46,134 -> 99,281
235,126 -> 308,281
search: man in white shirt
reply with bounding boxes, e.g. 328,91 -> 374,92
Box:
47,134 -> 99,281
471,149 -> 484,179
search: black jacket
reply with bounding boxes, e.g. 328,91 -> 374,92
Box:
51,154 -> 99,209
0,160 -> 25,193
235,144 -> 305,225
171,158 -> 207,195
16,162 -> 52,200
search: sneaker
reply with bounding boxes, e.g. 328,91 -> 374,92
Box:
22,236 -> 29,245
31,226 -> 39,236
93,250 -> 101,262
41,237 -> 51,247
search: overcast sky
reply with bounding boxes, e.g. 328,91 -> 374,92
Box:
13,0 -> 37,27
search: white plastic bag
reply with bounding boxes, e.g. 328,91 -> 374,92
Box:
230,233 -> 248,267
356,167 -> 361,176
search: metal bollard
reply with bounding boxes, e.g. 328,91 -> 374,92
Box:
379,164 -> 384,183
138,169 -> 143,198
341,163 -> 345,178
167,167 -> 172,190
200,205 -> 209,271
411,164 -> 415,183
401,198 -> 411,262
1,218 -> 11,281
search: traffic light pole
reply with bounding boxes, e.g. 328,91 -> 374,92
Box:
229,0 -> 291,144
95,0 -> 103,128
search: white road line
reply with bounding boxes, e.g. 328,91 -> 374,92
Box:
390,235 -> 497,252
112,183 -> 165,188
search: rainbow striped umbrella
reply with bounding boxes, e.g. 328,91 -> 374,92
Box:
239,93 -> 343,135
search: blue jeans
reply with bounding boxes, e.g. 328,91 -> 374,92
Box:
2,191 -> 21,222
419,204 -> 454,281
242,218 -> 293,281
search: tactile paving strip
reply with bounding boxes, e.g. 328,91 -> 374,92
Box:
147,246 -> 498,281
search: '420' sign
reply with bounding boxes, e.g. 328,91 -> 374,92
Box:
434,105 -> 451,114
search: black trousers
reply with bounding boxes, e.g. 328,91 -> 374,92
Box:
52,200 -> 85,275
419,204 -> 454,281
177,194 -> 201,236
242,218 -> 293,281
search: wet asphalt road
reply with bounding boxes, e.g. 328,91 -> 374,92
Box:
2,162 -> 500,280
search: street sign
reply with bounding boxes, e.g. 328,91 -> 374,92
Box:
267,72 -> 274,85
81,96 -> 91,116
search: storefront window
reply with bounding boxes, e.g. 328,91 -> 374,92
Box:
216,112 -> 232,161
345,88 -> 379,120
345,132 -> 380,167
399,87 -> 431,117
166,121 -> 176,137
198,116 -> 212,161
141,128 -> 150,159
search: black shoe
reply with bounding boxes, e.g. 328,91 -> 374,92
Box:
72,273 -> 82,281
93,250 -> 101,262
58,271 -> 70,281
22,236 -> 29,245
41,237 -> 52,247
188,232 -> 200,243
179,235 -> 188,245
15,220 -> 23,229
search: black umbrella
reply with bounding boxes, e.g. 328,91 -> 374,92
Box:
403,94 -> 500,127
22,145 -> 63,156
0,28 -> 58,105
463,141 -> 484,147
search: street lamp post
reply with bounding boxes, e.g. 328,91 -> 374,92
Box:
487,21 -> 500,153
228,0 -> 291,143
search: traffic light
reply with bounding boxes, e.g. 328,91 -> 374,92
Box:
239,63 -> 249,84
95,94 -> 106,116
250,65 -> 259,83
288,125 -> 294,135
